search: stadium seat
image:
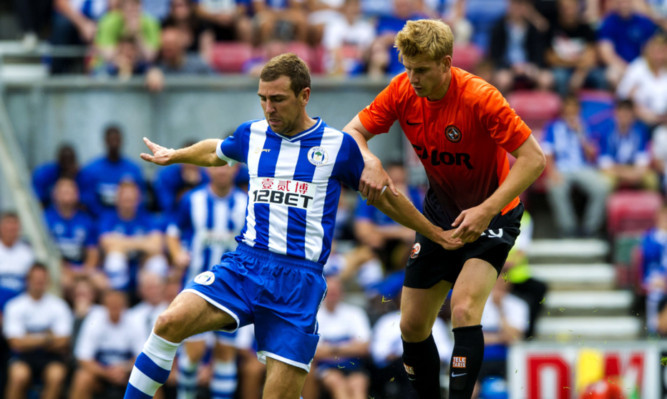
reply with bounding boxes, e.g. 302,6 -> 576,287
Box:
507,90 -> 561,138
286,41 -> 313,69
452,43 -> 483,72
606,190 -> 662,236
211,42 -> 253,73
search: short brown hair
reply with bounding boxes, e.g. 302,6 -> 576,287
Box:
395,19 -> 454,62
259,53 -> 311,96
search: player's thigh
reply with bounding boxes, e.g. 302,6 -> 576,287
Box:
263,357 -> 308,399
155,291 -> 237,342
450,258 -> 498,327
400,279 -> 452,338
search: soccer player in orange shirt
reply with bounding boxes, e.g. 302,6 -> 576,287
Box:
344,20 -> 546,398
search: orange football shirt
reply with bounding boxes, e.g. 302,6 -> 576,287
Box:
358,67 -> 531,223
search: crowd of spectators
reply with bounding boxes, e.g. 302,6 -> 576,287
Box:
4,0 -> 667,397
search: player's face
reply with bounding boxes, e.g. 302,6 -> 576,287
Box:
27,268 -> 49,298
208,165 -> 237,190
258,75 -> 307,136
403,54 -> 450,100
54,179 -> 79,208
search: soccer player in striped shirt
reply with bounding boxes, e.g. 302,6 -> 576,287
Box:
123,53 -> 462,399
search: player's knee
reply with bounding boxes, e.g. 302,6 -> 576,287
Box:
9,363 -> 31,387
154,310 -> 187,341
44,364 -> 67,386
400,317 -> 431,342
451,303 -> 478,327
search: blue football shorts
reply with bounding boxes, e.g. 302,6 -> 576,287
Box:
183,243 -> 327,372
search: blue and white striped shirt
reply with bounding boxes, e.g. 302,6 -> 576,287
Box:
217,118 -> 364,264
167,186 -> 248,282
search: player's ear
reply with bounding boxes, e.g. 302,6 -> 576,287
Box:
300,87 -> 311,105
441,55 -> 452,72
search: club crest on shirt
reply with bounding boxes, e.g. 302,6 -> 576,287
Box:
445,125 -> 462,143
307,146 -> 328,166
194,271 -> 215,285
410,243 -> 421,259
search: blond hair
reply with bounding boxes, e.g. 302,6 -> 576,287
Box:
395,19 -> 454,62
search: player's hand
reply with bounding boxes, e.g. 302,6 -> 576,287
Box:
451,205 -> 495,244
141,137 -> 175,165
360,156 -> 397,204
436,229 -> 464,250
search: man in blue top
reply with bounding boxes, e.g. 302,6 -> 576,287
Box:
99,181 -> 166,293
597,0 -> 657,86
79,125 -> 145,217
32,144 -> 80,208
542,95 -> 611,237
45,177 -> 104,295
598,99 -> 657,191
123,53 -> 461,399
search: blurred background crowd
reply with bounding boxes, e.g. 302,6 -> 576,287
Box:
1,0 -> 667,398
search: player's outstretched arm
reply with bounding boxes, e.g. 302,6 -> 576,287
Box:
344,115 -> 398,204
140,137 -> 227,167
373,188 -> 463,251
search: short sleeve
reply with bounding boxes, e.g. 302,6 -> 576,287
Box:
541,121 -> 555,156
357,78 -> 400,135
332,133 -> 364,190
597,17 -> 615,42
2,298 -> 25,338
84,217 -> 98,247
478,86 -> 532,153
75,310 -> 101,361
52,299 -> 74,337
218,121 -> 253,165
167,194 -> 192,238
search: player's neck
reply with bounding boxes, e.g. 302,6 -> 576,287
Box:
283,115 -> 317,137
427,71 -> 452,102
57,204 -> 76,219
210,184 -> 231,198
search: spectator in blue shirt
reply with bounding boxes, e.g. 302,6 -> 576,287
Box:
99,181 -> 166,294
79,125 -> 146,218
368,0 -> 428,77
354,161 -> 423,271
542,95 -> 611,237
45,177 -> 106,297
640,204 -> 667,334
152,163 -> 209,214
598,99 -> 658,191
32,143 -> 80,209
597,0 -> 658,87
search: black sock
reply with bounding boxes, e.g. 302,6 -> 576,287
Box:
402,333 -> 441,398
448,325 -> 484,399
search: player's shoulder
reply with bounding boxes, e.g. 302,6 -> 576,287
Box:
453,67 -> 503,104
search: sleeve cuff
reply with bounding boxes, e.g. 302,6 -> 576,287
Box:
216,140 -> 237,166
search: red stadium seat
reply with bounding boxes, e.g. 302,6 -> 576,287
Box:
211,42 -> 253,73
452,43 -> 482,72
507,90 -> 562,136
606,190 -> 662,236
286,41 -> 313,69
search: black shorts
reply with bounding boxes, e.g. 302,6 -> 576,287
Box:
10,350 -> 66,377
404,203 -> 523,289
